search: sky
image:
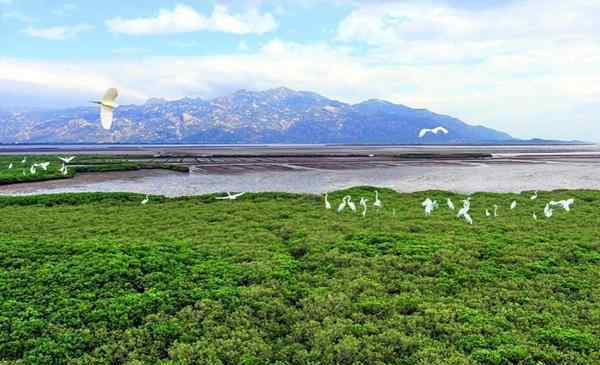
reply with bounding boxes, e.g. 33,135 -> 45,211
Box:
1,0 -> 599,141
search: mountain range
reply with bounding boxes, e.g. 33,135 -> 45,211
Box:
1,87 -> 522,144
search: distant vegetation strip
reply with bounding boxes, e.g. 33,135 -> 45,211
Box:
0,155 -> 189,185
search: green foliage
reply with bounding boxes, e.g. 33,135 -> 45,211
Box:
0,188 -> 599,364
0,155 -> 189,185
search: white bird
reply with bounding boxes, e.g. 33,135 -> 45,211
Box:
58,156 -> 76,164
422,198 -> 437,216
8,163 -> 13,169
21,157 -> 26,164
141,194 -> 149,205
324,193 -> 332,210
359,197 -> 368,217
485,209 -> 491,217
532,212 -> 538,220
493,204 -> 498,217
530,191 -> 538,200
510,201 -> 517,210
91,88 -> 119,130
337,196 -> 347,213
418,126 -> 449,138
347,196 -> 357,213
59,163 -> 68,176
373,191 -> 382,208
463,212 -> 473,225
447,198 -> 455,210
29,165 -> 36,175
215,192 -> 246,200
457,200 -> 471,220
544,204 -> 553,218
35,162 -> 50,171
549,199 -> 575,212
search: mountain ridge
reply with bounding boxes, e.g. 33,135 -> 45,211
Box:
1,87 -> 518,144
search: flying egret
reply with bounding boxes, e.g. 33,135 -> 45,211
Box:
447,198 -> 455,210
347,196 -> 357,213
418,126 -> 449,138
510,201 -> 517,210
91,88 -> 119,130
359,197 -> 368,217
58,156 -> 76,164
8,163 -> 13,169
324,193 -> 332,210
544,204 -> 553,218
530,191 -> 538,200
215,192 -> 246,200
373,191 -> 382,208
493,205 -> 498,217
141,194 -> 149,205
337,196 -> 347,213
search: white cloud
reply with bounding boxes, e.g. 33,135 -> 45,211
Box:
106,4 -> 277,35
3,0 -> 600,142
23,23 -> 93,40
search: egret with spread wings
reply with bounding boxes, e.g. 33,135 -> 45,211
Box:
91,88 -> 119,130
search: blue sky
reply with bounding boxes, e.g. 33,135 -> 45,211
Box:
1,0 -> 600,141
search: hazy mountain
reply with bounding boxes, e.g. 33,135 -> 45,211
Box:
0,87 -> 515,144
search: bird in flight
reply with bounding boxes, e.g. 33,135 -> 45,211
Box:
58,156 -> 76,164
91,88 -> 119,130
418,126 -> 449,138
216,192 -> 246,200
549,199 -> 575,212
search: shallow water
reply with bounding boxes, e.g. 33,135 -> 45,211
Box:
2,160 -> 599,197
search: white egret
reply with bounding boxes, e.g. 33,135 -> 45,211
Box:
544,204 -> 553,218
549,199 -> 575,212
532,212 -> 538,220
373,191 -> 382,208
493,205 -> 498,217
21,157 -> 26,164
418,126 -> 449,138
58,156 -> 76,164
215,192 -> 246,200
59,163 -> 68,176
463,212 -> 473,225
422,198 -> 437,216
141,194 -> 149,205
485,209 -> 491,217
447,198 -> 455,210
36,162 -> 50,171
347,196 -> 357,213
8,163 -> 13,169
29,165 -> 36,174
510,201 -> 517,210
359,197 -> 368,217
337,196 -> 347,213
91,88 -> 119,130
530,191 -> 538,200
324,193 -> 332,210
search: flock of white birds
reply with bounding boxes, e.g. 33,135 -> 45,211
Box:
321,190 -> 575,224
7,156 -> 76,177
